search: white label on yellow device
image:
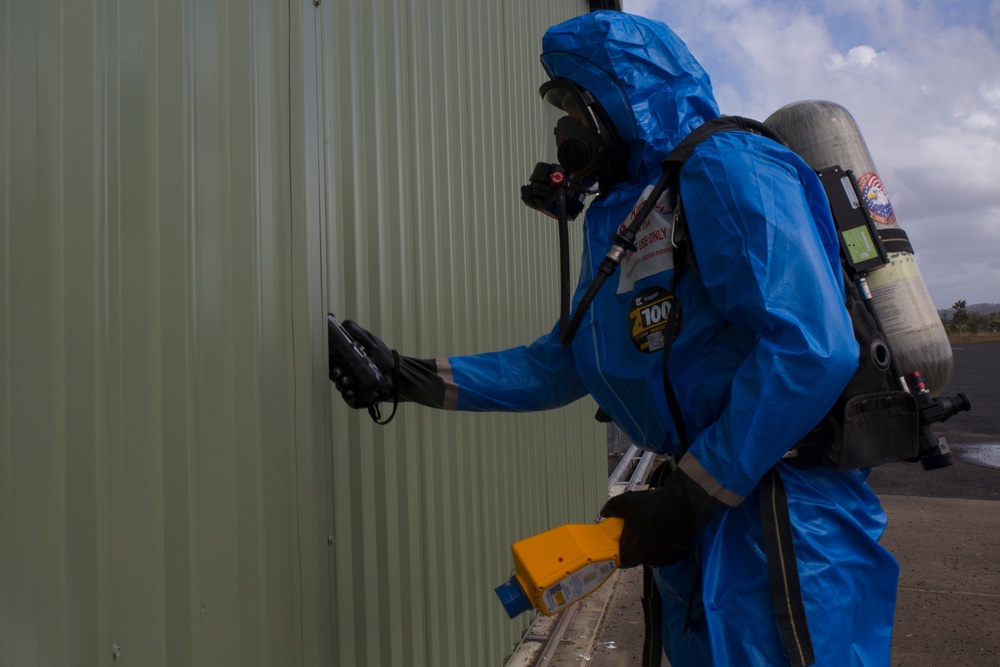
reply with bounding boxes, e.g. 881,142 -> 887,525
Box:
541,560 -> 617,614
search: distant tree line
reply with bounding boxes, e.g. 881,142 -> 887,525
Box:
940,300 -> 1000,334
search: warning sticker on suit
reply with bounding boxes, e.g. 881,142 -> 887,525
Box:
616,185 -> 676,294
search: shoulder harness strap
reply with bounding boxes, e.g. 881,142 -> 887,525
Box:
660,116 -> 786,444
664,116 -> 786,286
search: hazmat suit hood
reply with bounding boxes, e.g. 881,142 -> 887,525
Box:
540,11 -> 721,185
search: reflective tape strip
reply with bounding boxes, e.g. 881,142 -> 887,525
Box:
678,455 -> 744,507
436,358 -> 459,410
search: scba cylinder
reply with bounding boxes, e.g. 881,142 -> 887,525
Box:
764,100 -> 953,395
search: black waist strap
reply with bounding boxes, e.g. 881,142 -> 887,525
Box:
640,459 -> 675,666
641,565 -> 663,667
760,468 -> 815,667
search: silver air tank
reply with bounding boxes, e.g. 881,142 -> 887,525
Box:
765,100 -> 953,395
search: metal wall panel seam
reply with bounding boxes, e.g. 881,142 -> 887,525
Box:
112,3 -> 162,665
156,1 -> 200,664
39,1 -> 71,664
0,20 -> 9,664
223,2 -> 270,664
290,0 -> 339,665
63,0 -> 110,664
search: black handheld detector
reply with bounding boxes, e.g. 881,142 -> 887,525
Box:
327,313 -> 386,409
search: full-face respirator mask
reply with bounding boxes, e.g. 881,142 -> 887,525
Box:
520,78 -> 629,340
521,78 -> 629,221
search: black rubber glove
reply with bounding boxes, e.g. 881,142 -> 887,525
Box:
600,466 -> 727,568
328,318 -> 450,412
329,320 -> 397,409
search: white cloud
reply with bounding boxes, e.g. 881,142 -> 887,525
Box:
980,82 -> 1000,105
963,111 -> 997,130
827,45 -> 881,70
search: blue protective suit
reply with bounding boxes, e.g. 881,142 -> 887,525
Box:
447,12 -> 898,665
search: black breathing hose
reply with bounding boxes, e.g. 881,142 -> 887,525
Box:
559,168 -> 674,346
557,188 -> 572,340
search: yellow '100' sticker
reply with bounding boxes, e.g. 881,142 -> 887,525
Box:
628,286 -> 679,353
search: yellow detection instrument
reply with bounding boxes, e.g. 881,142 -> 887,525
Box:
495,517 -> 624,618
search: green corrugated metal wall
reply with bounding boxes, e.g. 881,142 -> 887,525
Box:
320,1 -> 607,665
0,1 -> 605,665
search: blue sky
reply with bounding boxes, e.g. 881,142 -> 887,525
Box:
624,0 -> 1000,308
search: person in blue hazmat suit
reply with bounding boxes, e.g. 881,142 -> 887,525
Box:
330,10 -> 898,666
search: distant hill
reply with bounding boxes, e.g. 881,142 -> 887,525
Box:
938,303 -> 1000,318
